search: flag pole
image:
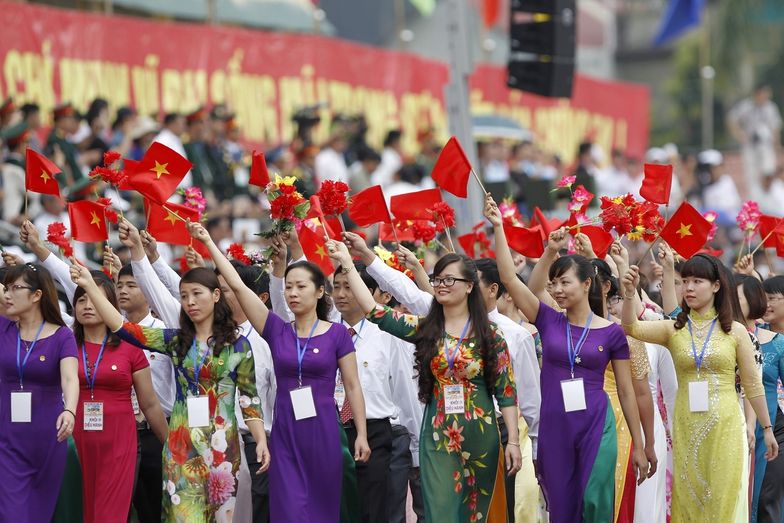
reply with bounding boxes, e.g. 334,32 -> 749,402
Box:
750,229 -> 777,257
391,221 -> 401,245
162,204 -> 187,223
441,217 -> 455,253
470,169 -> 488,196
636,237 -> 660,267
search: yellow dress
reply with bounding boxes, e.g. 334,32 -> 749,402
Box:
624,309 -> 763,523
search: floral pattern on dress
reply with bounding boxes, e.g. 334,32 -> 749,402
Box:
368,305 -> 516,522
118,323 -> 261,523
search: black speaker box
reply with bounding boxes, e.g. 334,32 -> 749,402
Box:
507,58 -> 575,98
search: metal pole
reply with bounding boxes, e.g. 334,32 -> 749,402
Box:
104,0 -> 113,14
700,8 -> 714,149
207,0 -> 217,25
394,0 -> 406,49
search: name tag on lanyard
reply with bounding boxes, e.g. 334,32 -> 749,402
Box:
688,381 -> 709,412
444,384 -> 465,415
84,401 -> 104,431
11,391 -> 32,423
290,386 -> 317,420
561,378 -> 587,412
187,396 -> 210,427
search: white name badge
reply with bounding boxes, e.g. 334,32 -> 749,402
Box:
84,401 -> 104,431
334,381 -> 346,410
561,378 -> 587,413
187,396 -> 210,427
290,386 -> 317,420
131,388 -> 140,415
11,391 -> 32,423
689,381 -> 709,412
444,384 -> 465,415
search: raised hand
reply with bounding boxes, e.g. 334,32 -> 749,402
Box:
69,258 -> 96,289
185,246 -> 206,269
19,220 -> 42,250
2,251 -> 23,267
118,219 -> 142,249
622,265 -> 641,297
574,232 -> 597,260
395,244 -> 420,270
102,246 -> 122,276
187,220 -> 211,244
657,242 -> 675,270
140,230 -> 160,263
610,240 -> 630,269
483,194 -> 502,227
546,227 -> 570,253
326,239 -> 352,267
735,253 -> 755,276
342,231 -> 374,265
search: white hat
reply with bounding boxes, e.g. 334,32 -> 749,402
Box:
697,149 -> 723,166
130,116 -> 160,140
645,147 -> 668,164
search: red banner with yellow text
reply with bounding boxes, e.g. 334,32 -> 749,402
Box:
0,1 -> 649,160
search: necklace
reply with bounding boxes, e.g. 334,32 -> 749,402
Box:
689,316 -> 717,338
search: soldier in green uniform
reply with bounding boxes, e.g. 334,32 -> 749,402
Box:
45,103 -> 84,189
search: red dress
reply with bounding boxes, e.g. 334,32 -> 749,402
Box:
73,340 -> 149,523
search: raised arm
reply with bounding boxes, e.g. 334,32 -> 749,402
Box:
268,237 -> 294,321
621,266 -> 674,346
658,242 -> 679,316
343,231 -> 433,316
396,244 -> 434,297
528,228 -> 569,306
327,239 -> 378,315
69,260 -> 124,331
120,219 -> 181,328
21,220 -> 78,303
485,194 -> 540,322
189,221 -> 271,334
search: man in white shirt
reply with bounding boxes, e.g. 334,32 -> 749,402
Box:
332,261 -> 421,523
314,133 -> 349,185
370,129 -> 403,189
727,84 -> 782,201
153,112 -> 192,188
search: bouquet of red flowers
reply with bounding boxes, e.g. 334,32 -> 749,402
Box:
47,222 -> 73,257
227,243 -> 252,266
317,180 -> 350,217
264,175 -> 310,236
412,221 -> 437,244
627,201 -> 664,242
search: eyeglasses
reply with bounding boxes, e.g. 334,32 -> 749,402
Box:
429,276 -> 471,288
767,295 -> 784,303
608,296 -> 622,306
8,285 -> 33,293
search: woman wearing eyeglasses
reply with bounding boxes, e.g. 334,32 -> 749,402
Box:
0,263 -> 79,522
327,239 -> 522,523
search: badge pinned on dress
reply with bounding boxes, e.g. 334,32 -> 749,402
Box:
111,365 -> 117,371
313,348 -> 320,354
39,355 -> 46,362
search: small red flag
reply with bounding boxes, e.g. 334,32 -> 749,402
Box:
659,202 -> 711,259
640,164 -> 673,205
249,150 -> 270,189
68,200 -> 108,242
306,196 -> 340,240
759,215 -> 784,248
458,232 -> 477,257
348,185 -> 391,226
26,148 -> 61,197
503,224 -> 544,258
145,200 -> 200,246
379,222 -> 416,242
775,233 -> 784,258
430,137 -> 472,198
299,221 -> 335,276
390,188 -> 443,221
572,225 -> 614,259
128,142 -> 192,205
531,206 -> 560,238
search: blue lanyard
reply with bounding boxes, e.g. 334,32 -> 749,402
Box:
187,340 -> 212,396
687,317 -> 717,375
15,321 -> 46,389
566,313 -> 593,379
343,318 -> 365,345
293,319 -> 320,387
445,319 -> 471,374
81,335 -> 109,400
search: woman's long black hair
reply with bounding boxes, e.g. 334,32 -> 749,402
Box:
72,274 -> 121,348
176,268 -> 238,358
412,254 -> 496,405
673,254 -> 734,334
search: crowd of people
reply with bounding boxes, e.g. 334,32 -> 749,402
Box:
1,93 -> 784,523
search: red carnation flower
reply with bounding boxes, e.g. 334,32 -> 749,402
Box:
317,180 -> 350,217
46,222 -> 73,257
103,151 -> 122,167
412,222 -> 436,243
227,243 -> 252,265
428,202 -> 456,233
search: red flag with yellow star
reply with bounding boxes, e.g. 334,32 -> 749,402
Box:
145,199 -> 199,246
128,142 -> 192,205
26,148 -> 61,197
68,200 -> 108,242
659,202 -> 711,259
298,219 -> 334,276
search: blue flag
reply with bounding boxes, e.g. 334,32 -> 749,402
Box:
652,0 -> 705,47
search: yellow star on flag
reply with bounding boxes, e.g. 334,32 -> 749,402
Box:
676,222 -> 692,238
89,211 -> 102,227
40,170 -> 51,183
778,234 -> 784,245
315,244 -> 327,260
164,210 -> 181,226
151,161 -> 170,179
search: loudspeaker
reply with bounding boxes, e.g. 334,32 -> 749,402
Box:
507,59 -> 574,98
507,0 -> 576,98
